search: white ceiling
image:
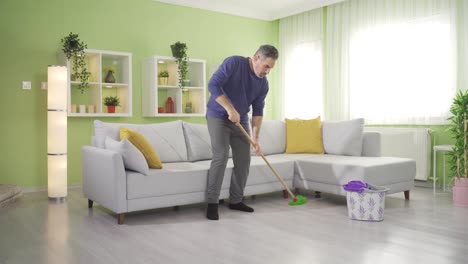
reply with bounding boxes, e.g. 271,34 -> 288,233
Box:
152,0 -> 345,21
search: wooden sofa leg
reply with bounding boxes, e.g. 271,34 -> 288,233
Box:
282,190 -> 288,199
117,213 -> 125,225
404,191 -> 410,200
88,199 -> 93,208
315,191 -> 321,198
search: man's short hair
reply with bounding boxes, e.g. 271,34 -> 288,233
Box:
255,45 -> 279,60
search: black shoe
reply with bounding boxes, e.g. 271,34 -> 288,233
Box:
206,203 -> 219,220
229,202 -> 254,212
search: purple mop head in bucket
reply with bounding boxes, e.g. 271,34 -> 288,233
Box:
343,181 -> 368,193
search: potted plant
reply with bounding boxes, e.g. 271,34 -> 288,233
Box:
170,41 -> 189,89
61,32 -> 91,93
103,96 -> 120,113
447,90 -> 468,207
158,70 -> 169,85
103,66 -> 116,83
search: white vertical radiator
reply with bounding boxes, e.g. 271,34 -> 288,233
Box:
364,127 -> 432,181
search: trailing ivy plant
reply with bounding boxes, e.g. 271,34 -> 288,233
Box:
61,32 -> 91,93
447,90 -> 468,179
170,41 -> 188,89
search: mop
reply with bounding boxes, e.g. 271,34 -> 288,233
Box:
236,123 -> 307,206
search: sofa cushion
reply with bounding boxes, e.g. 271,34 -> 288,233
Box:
105,137 -> 149,175
126,162 -> 210,199
285,117 -> 324,154
194,156 -> 295,186
258,120 -> 286,155
120,127 -> 163,169
322,118 -> 364,156
182,122 -> 213,161
293,154 -> 416,187
94,120 -> 188,162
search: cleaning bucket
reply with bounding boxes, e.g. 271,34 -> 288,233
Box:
343,181 -> 389,222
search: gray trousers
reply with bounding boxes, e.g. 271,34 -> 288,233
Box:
206,117 -> 251,204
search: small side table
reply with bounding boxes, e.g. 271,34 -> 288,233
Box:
433,145 -> 454,194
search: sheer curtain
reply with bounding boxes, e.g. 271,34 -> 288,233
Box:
325,0 -> 458,124
279,9 -> 323,120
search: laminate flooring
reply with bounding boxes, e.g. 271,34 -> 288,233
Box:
0,187 -> 467,264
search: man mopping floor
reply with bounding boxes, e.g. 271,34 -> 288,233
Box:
205,45 -> 278,220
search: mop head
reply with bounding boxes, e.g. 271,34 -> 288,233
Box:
288,195 -> 307,206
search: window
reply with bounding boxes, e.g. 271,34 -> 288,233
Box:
284,41 -> 323,119
349,15 -> 456,124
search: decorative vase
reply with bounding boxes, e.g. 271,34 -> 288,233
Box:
71,104 -> 77,113
107,105 -> 116,113
158,77 -> 168,85
158,107 -> 164,113
453,177 -> 468,207
88,105 -> 95,113
105,71 -> 116,83
165,97 -> 174,113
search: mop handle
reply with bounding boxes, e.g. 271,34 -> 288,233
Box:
235,123 -> 296,199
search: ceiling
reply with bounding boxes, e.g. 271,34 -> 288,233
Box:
152,0 -> 345,21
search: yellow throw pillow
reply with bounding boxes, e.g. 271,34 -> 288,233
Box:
120,127 -> 163,169
285,117 -> 324,154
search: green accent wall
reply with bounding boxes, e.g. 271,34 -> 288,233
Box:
0,0 -> 279,188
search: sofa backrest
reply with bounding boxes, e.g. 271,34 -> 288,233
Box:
94,120 -> 188,162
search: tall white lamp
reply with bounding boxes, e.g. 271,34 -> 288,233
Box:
48,65 -> 68,201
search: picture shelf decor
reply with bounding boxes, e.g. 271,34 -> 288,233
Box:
65,49 -> 132,117
142,55 -> 206,117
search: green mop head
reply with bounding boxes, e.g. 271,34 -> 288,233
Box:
288,195 -> 307,206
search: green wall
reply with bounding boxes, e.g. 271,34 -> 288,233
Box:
0,0 -> 279,188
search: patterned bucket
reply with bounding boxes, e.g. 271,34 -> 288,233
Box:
346,184 -> 389,222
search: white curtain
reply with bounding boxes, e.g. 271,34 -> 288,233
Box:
325,0 -> 458,124
279,9 -> 323,120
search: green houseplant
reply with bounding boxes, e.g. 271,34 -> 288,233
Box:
447,90 -> 468,207
170,41 -> 188,89
158,70 -> 169,85
61,32 -> 91,93
103,96 -> 120,113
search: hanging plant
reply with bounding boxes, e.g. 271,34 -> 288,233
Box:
170,41 -> 189,89
447,90 -> 468,179
61,32 -> 91,93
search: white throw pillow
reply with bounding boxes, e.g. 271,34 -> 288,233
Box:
182,122 -> 213,161
105,137 -> 149,175
258,120 -> 286,155
322,118 -> 365,156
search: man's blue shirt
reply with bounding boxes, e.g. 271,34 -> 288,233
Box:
206,56 -> 269,124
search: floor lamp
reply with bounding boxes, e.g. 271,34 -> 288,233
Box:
48,65 -> 68,202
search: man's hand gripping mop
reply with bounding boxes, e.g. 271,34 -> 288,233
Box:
236,123 -> 307,206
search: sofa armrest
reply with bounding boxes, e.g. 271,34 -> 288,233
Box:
81,146 -> 127,213
362,132 -> 381,157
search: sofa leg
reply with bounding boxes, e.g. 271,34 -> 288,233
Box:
404,191 -> 410,200
88,199 -> 93,208
251,195 -> 256,200
219,199 -> 224,204
315,191 -> 321,198
282,190 -> 288,199
117,213 -> 125,225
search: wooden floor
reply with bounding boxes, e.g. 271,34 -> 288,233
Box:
0,187 -> 467,264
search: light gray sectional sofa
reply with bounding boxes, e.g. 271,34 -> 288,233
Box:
82,119 -> 416,224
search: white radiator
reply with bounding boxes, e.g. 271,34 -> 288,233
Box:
364,127 -> 432,181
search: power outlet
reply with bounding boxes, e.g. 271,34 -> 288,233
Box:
22,81 -> 31,90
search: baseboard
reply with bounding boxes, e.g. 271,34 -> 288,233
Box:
22,184 -> 81,193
